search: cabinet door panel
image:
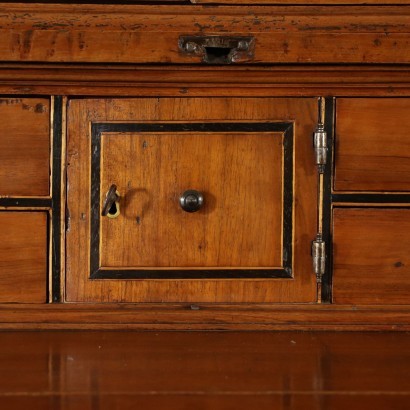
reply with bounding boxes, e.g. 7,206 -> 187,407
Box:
66,98 -> 317,303
333,208 -> 410,304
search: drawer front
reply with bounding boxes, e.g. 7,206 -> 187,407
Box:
0,98 -> 50,197
66,97 -> 318,303
0,5 -> 409,64
0,212 -> 47,303
333,208 -> 410,304
334,98 -> 410,192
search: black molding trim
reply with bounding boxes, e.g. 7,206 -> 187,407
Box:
90,121 -> 294,280
282,125 -> 293,275
321,97 -> 335,304
0,197 -> 52,207
93,269 -> 291,280
51,96 -> 63,302
332,193 -> 410,203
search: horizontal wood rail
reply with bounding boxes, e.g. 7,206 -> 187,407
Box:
1,65 -> 410,96
0,304 -> 409,330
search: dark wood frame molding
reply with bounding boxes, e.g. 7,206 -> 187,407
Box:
90,122 -> 293,280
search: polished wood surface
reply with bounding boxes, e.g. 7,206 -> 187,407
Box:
0,331 -> 409,409
333,208 -> 410,305
0,212 -> 47,303
102,131 -> 283,268
0,97 -> 49,196
66,97 -> 317,303
0,4 -> 409,64
0,303 -> 409,330
335,98 -> 410,192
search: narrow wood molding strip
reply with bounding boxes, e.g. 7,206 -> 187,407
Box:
1,65 -> 410,96
2,64 -> 410,82
0,304 -> 409,330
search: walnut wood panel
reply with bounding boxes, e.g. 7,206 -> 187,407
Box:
66,98 -> 317,303
0,212 -> 47,303
101,131 -> 283,269
0,4 -> 409,64
335,98 -> 410,192
0,331 -> 409,410
333,208 -> 410,305
0,98 -> 49,196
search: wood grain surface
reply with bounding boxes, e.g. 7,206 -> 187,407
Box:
0,4 -> 409,64
66,97 -> 318,303
0,98 -> 50,197
0,331 -> 409,409
333,208 -> 410,305
0,212 -> 47,303
101,131 -> 283,268
335,98 -> 410,192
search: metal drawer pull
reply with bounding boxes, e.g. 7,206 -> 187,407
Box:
102,184 -> 120,218
179,35 -> 255,64
179,190 -> 204,213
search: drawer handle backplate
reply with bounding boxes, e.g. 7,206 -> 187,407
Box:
179,35 -> 255,64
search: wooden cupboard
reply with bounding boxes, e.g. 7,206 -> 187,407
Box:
0,1 -> 409,329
